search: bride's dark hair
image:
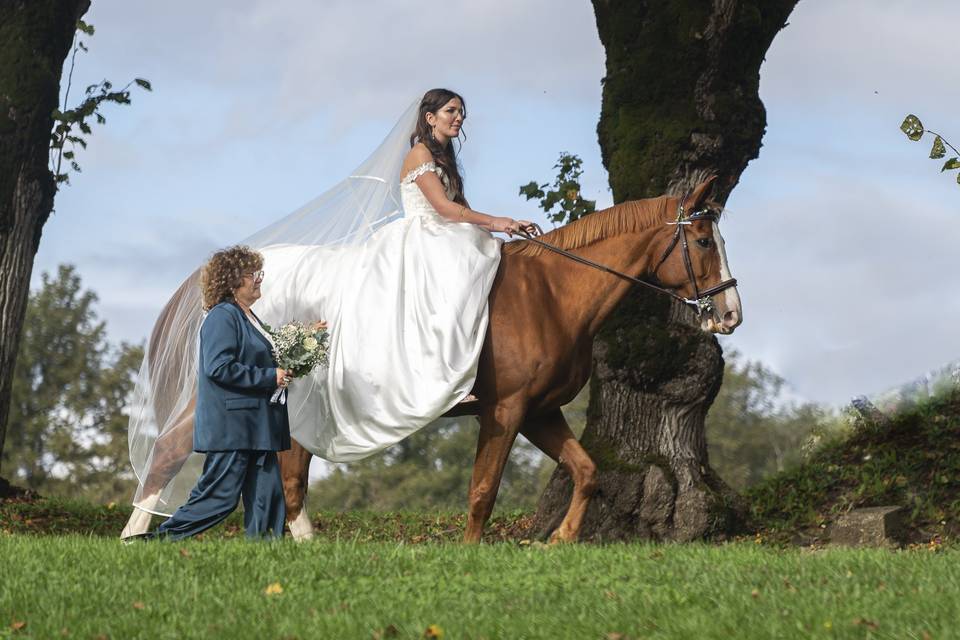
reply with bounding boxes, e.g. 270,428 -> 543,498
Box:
410,88 -> 467,206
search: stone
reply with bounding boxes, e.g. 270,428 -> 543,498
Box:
828,506 -> 905,547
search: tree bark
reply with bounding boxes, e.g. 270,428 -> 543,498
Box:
532,0 -> 798,541
0,0 -> 90,473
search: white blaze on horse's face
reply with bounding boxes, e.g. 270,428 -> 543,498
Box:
701,222 -> 742,335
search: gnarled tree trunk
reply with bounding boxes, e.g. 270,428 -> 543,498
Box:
0,0 -> 90,472
532,0 -> 798,541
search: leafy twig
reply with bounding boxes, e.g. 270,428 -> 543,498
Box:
519,152 -> 596,225
49,20 -> 152,189
900,114 -> 960,186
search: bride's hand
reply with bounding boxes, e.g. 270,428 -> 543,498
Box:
490,217 -> 539,238
311,320 -> 328,331
517,220 -> 542,237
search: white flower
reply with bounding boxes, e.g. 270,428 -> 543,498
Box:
303,337 -> 318,351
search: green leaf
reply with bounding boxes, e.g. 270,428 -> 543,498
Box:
941,157 -> 960,172
900,114 -> 924,141
930,136 -> 946,159
63,151 -> 74,160
518,181 -> 539,199
134,78 -> 153,91
76,20 -> 95,36
957,172 -> 960,186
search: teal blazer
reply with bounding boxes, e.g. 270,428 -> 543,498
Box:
194,301 -> 290,452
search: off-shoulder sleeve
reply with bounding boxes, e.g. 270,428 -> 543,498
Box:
400,161 -> 437,185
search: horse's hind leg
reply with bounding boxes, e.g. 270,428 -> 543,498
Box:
278,439 -> 314,541
465,399 -> 525,543
120,400 -> 195,538
521,409 -> 597,543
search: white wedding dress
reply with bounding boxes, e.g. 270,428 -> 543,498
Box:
252,161 -> 501,460
126,99 -> 500,518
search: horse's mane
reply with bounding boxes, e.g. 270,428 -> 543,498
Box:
502,196 -> 672,257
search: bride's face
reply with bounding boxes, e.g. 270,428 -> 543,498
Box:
426,98 -> 465,144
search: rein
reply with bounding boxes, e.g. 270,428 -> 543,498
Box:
516,195 -> 738,316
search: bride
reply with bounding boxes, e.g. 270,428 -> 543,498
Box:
125,89 -> 540,522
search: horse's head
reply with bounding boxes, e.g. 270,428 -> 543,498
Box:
651,177 -> 742,335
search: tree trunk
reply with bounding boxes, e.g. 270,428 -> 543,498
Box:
0,0 -> 90,473
532,0 -> 798,541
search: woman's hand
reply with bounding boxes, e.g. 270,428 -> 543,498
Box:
489,217 -> 542,238
276,368 -> 295,387
311,320 -> 328,331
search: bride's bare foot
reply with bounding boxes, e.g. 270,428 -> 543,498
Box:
460,394 -> 479,403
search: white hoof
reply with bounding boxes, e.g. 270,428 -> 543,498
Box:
288,508 -> 314,542
121,493 -> 160,539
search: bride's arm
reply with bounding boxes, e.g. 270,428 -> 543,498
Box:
413,172 -> 502,230
415,172 -> 540,237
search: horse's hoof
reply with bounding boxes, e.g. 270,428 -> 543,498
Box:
288,509 -> 315,542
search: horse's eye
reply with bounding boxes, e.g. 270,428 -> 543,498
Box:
696,237 -> 713,249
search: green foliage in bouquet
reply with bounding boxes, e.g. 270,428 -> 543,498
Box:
268,321 -> 329,377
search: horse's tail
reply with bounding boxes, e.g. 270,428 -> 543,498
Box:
145,268 -> 202,428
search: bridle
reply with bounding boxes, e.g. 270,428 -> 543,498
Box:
516,193 -> 738,318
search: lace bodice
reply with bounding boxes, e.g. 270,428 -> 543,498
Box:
400,162 -> 455,219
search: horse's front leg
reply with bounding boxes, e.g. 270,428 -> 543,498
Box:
521,409 -> 597,543
465,398 -> 525,543
279,439 -> 314,541
121,400 -> 195,539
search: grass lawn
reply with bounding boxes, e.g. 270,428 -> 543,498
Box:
1,534 -> 957,640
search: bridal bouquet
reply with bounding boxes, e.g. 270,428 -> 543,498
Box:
268,321 -> 330,404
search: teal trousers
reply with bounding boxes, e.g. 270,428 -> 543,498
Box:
155,450 -> 286,540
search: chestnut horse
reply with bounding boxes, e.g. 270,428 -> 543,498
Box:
122,176 -> 741,543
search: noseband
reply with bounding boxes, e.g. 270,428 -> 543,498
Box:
516,193 -> 738,318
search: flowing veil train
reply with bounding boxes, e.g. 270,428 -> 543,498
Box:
127,98 -> 480,515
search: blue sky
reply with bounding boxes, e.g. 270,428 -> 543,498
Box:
37,0 -> 960,407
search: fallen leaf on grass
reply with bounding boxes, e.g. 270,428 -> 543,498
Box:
606,633 -> 626,640
264,582 -> 284,596
852,618 -> 879,631
132,601 -> 145,610
423,624 -> 443,638
372,624 -> 399,639
11,621 -> 26,632
751,589 -> 760,599
604,590 -> 620,601
178,548 -> 191,558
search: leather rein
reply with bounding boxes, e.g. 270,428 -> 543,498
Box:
516,195 -> 738,317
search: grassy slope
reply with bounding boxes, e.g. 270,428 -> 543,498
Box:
748,389 -> 960,544
1,536 -> 957,640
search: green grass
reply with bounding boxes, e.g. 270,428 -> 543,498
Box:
1,535 -> 957,640
0,496 -> 529,543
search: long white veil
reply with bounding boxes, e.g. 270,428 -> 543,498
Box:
128,98 -> 420,515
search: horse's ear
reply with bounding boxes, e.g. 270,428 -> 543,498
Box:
682,175 -> 717,212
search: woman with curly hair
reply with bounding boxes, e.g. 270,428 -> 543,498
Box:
133,246 -> 296,541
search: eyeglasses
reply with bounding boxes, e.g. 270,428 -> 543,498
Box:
244,270 -> 265,283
